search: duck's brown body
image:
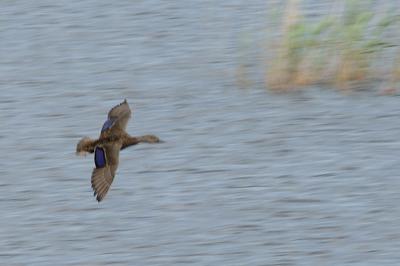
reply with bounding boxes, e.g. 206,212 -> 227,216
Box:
76,100 -> 160,202
77,131 -> 141,154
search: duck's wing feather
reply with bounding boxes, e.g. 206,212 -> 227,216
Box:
91,143 -> 120,202
106,99 -> 132,132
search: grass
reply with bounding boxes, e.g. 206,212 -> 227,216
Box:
265,0 -> 400,92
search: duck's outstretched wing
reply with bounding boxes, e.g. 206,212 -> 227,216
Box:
91,143 -> 120,202
102,99 -> 132,133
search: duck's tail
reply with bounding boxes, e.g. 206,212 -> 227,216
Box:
76,137 -> 96,156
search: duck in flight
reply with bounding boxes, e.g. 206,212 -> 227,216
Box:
76,99 -> 160,202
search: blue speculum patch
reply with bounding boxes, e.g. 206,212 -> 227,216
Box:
94,147 -> 107,168
101,118 -> 115,132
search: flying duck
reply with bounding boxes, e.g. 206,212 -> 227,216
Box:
76,99 -> 160,202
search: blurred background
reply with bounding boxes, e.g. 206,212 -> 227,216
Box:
1,0 -> 400,265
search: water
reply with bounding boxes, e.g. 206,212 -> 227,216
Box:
1,1 -> 400,265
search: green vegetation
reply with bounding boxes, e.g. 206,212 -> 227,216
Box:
265,0 -> 400,92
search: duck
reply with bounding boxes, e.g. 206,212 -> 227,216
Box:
76,99 -> 161,202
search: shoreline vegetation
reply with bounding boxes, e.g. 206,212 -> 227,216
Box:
264,0 -> 400,93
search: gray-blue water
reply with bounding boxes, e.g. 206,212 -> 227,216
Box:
1,1 -> 400,265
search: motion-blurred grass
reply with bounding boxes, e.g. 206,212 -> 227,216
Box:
265,0 -> 400,92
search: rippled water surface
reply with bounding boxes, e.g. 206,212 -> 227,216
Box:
1,1 -> 400,265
